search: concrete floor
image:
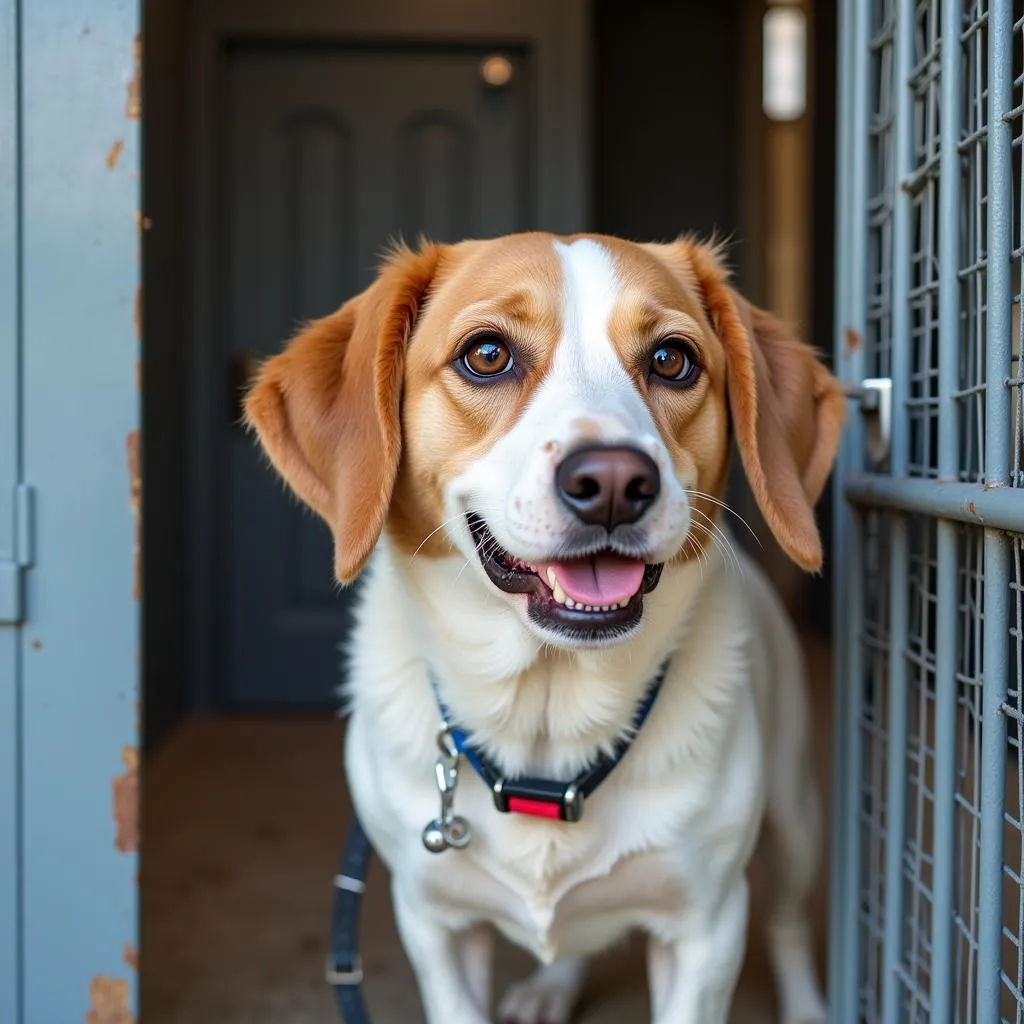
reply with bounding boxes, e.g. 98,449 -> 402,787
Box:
142,638 -> 832,1024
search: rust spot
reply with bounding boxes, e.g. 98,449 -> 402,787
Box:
844,326 -> 862,355
135,360 -> 141,392
86,975 -> 134,1024
125,431 -> 141,600
133,286 -> 142,340
969,501 -> 977,513
134,212 -> 152,235
113,745 -> 139,854
123,943 -> 138,971
125,34 -> 141,120
31,638 -> 41,651
106,140 -> 124,170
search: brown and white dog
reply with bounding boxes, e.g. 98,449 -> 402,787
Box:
244,233 -> 844,1024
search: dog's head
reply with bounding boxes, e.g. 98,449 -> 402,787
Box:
245,233 -> 844,649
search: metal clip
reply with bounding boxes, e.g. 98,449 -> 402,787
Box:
422,726 -> 473,853
843,377 -> 892,464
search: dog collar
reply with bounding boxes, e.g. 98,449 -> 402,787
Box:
421,660 -> 669,850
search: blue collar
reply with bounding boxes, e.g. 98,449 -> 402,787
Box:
431,660 -> 670,822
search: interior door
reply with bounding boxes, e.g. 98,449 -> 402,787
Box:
223,44 -> 529,707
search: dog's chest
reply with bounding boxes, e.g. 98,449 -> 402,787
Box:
420,790 -> 694,962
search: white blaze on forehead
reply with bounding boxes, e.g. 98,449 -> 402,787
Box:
552,238 -> 627,395
545,238 -> 652,433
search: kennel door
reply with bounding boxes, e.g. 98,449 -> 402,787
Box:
0,0 -> 20,1019
829,1 -> 1021,1022
9,3 -> 142,1023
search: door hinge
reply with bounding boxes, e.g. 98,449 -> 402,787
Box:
0,483 -> 36,626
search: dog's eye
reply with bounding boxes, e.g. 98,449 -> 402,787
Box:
461,336 -> 514,378
649,341 -> 699,385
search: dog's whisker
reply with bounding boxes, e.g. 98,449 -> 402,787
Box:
684,490 -> 763,549
689,505 -> 745,574
410,506 -> 506,560
688,518 -> 743,579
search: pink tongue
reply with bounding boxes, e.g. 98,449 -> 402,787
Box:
537,553 -> 646,606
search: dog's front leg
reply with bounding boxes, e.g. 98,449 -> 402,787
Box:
647,876 -> 749,1024
392,881 -> 491,1024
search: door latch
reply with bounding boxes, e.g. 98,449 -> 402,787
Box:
0,483 -> 35,626
843,377 -> 892,464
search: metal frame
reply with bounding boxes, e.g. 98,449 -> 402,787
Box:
0,0 -> 19,1019
833,0 -> 1022,1020
11,2 -> 141,1021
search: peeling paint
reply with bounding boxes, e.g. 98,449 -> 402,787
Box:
123,943 -> 138,971
125,34 -> 141,120
125,431 -> 141,600
85,975 -> 134,1024
113,746 -> 139,854
844,326 -> 862,355
134,212 -> 152,235
106,140 -> 124,170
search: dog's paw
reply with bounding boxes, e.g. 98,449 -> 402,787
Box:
779,993 -> 827,1024
497,960 -> 585,1024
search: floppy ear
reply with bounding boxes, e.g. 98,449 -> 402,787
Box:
687,243 -> 845,572
243,243 -> 445,583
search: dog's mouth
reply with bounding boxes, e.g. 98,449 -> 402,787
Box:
467,513 -> 664,640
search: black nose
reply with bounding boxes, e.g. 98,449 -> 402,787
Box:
555,445 -> 661,530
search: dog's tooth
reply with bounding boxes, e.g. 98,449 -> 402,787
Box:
584,604 -> 594,612
566,598 -> 576,609
618,598 -> 629,608
546,567 -> 557,587
552,579 -> 567,605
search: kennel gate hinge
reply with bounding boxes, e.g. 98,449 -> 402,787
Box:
0,484 -> 36,626
842,378 -> 892,465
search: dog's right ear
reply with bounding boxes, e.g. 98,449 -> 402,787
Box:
244,243 -> 445,583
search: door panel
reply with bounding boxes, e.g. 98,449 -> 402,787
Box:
0,0 -> 18,1016
18,3 -> 141,1021
224,44 -> 527,706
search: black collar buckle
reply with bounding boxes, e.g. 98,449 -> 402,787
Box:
492,776 -> 585,822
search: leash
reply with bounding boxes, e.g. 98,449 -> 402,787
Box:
327,816 -> 373,1024
327,660 -> 670,1022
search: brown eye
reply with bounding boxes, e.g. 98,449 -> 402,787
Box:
461,336 -> 514,378
650,341 -> 699,385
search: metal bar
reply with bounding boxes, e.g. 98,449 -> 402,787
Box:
880,0 -> 915,1012
845,474 -> 1024,531
831,0 -> 871,1017
930,0 -> 964,1013
932,523 -> 958,1022
977,0 -> 1014,1016
827,0 -> 855,1005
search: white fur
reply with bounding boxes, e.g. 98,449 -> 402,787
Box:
342,240 -> 825,1024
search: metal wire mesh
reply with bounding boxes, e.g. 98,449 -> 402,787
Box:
906,0 -> 942,479
959,2 -> 990,484
1010,5 -> 1024,487
1004,539 -> 1024,1021
897,515 -> 938,1021
860,509 -> 893,1024
867,0 -> 898,383
955,526 -> 986,1023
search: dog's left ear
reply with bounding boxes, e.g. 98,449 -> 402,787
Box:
686,242 -> 845,572
243,243 -> 445,583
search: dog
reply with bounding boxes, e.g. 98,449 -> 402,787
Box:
244,232 -> 844,1024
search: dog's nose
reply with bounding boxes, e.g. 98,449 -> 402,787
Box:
555,445 -> 661,530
